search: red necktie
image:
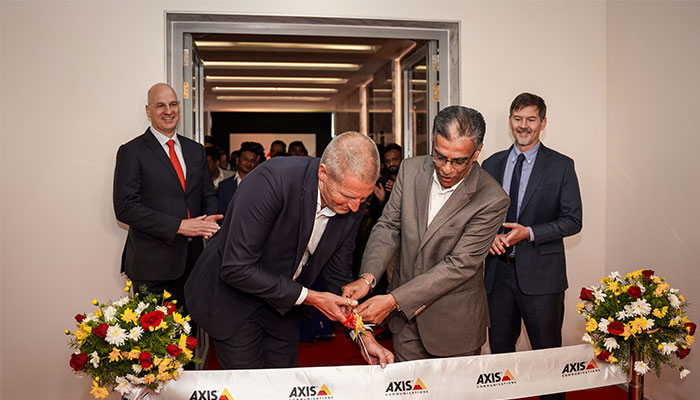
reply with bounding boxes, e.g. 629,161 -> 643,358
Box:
166,139 -> 190,217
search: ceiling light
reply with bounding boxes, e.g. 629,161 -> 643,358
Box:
195,41 -> 378,52
216,95 -> 330,101
202,61 -> 360,71
213,86 -> 338,93
206,76 -> 348,84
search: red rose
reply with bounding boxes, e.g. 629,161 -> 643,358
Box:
93,323 -> 108,338
185,337 -> 197,350
627,286 -> 642,298
69,353 -> 88,371
166,344 -> 182,357
163,302 -> 177,315
642,270 -> 654,282
608,321 -> 625,335
139,351 -> 152,369
579,288 -> 594,301
75,314 -> 85,322
685,322 -> 697,336
140,310 -> 165,330
676,347 -> 691,359
597,350 -> 611,361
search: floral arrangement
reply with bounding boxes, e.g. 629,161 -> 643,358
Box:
578,269 -> 694,379
66,281 -> 198,399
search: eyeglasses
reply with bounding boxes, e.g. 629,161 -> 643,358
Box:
431,147 -> 477,171
149,101 -> 180,110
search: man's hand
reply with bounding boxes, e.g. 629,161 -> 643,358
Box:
356,294 -> 397,324
489,233 -> 509,255
359,332 -> 394,368
384,179 -> 394,193
341,275 -> 373,300
303,290 -> 358,322
203,214 -> 223,224
177,215 -> 220,238
373,183 -> 386,203
502,222 -> 529,247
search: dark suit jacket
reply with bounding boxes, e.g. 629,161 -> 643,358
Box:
113,129 -> 217,281
482,144 -> 582,295
217,175 -> 238,216
361,157 -> 510,356
185,157 -> 363,340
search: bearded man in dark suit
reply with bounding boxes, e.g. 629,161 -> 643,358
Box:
113,83 -> 221,306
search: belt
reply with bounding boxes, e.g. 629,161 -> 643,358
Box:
498,253 -> 516,265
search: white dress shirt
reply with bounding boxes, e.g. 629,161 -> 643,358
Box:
293,190 -> 337,305
427,170 -> 465,227
149,127 -> 187,176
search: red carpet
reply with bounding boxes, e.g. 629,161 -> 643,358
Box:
205,322 -> 628,399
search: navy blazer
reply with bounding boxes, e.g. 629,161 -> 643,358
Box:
185,157 -> 362,340
113,129 -> 218,281
482,144 -> 582,295
217,175 -> 238,216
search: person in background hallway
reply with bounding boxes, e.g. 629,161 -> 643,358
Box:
288,140 -> 309,157
270,140 -> 287,157
343,106 -> 510,361
205,146 -> 234,190
113,82 -> 221,311
482,93 -> 582,400
185,131 -> 394,369
219,150 -> 230,170
370,143 -> 403,220
217,144 -> 260,216
229,150 -> 239,172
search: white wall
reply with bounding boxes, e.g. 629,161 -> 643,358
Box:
606,1 -> 700,399
4,0 -> 688,398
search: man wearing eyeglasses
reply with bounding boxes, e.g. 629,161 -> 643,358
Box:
343,106 -> 510,360
113,83 -> 221,309
482,93 -> 582,400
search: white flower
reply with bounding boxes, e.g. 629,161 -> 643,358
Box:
113,296 -> 130,307
582,333 -> 592,343
660,342 -> 678,355
132,364 -> 143,374
156,305 -> 168,314
637,284 -> 646,293
631,299 -> 652,316
672,316 -> 682,325
604,337 -> 620,352
127,326 -> 144,341
115,376 -> 135,396
154,383 -> 164,393
669,294 -> 681,309
608,271 -> 622,281
598,319 -> 611,333
83,314 -> 97,323
593,287 -> 607,302
183,321 -> 191,334
669,288 -> 679,295
90,351 -> 100,368
135,301 -> 149,314
616,310 -> 632,320
680,369 -> 691,379
645,319 -> 655,330
103,306 -> 117,323
126,374 -> 144,385
634,361 -> 650,375
105,324 -> 128,347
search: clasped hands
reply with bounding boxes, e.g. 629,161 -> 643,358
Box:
177,214 -> 223,239
489,222 -> 529,255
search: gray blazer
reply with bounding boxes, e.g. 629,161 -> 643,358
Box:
361,156 -> 509,356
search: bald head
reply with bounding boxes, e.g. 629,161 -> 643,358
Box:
320,131 -> 380,184
147,83 -> 176,104
145,83 -> 180,137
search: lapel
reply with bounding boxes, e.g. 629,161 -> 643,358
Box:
294,159 -> 320,270
519,144 -> 552,215
142,129 -> 185,194
494,146 -> 513,185
415,157 -> 433,243
417,161 -> 480,253
178,134 -> 195,194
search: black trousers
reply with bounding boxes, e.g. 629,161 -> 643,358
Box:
212,305 -> 300,369
487,256 -> 565,400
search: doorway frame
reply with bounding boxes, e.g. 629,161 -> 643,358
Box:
165,13 -> 460,145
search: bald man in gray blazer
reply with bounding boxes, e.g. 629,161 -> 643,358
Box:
343,106 -> 509,360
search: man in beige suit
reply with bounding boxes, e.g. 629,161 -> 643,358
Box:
343,106 -> 509,360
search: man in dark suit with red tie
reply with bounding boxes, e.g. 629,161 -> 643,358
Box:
482,93 -> 582,400
113,83 -> 221,307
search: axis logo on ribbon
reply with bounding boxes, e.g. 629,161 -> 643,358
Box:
561,359 -> 600,377
385,377 -> 428,396
188,388 -> 234,400
476,369 -> 517,388
288,383 -> 333,399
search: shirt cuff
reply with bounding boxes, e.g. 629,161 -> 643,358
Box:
294,287 -> 308,305
528,227 -> 535,242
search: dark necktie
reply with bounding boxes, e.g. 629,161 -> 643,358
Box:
506,153 -> 526,224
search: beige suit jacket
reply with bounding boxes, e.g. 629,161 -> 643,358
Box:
361,156 -> 509,356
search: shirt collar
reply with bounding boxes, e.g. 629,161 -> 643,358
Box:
509,141 -> 541,164
316,190 -> 336,218
149,126 -> 180,147
431,170 -> 465,194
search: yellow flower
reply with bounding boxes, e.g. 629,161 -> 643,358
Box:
90,380 -> 109,399
91,299 -> 99,305
630,318 -> 647,335
627,270 -> 643,279
679,295 -> 686,302
157,320 -> 168,331
163,290 -> 172,299
607,354 -> 618,363
171,299 -> 178,304
172,369 -> 180,379
157,372 -> 173,382
159,357 -> 172,372
681,315 -> 690,324
185,315 -> 191,322
670,318 -> 679,327
153,356 -> 162,367
653,307 -> 669,318
75,323 -> 92,342
64,329 -> 71,335
143,374 -> 156,384
654,282 -> 669,297
94,307 -> 102,318
686,335 -> 695,345
108,347 -> 123,362
172,312 -> 185,325
586,318 -> 598,332
623,324 -> 633,340
653,277 -> 661,284
594,347 -> 602,356
121,308 -> 139,325
606,281 -> 619,292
